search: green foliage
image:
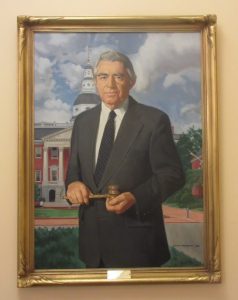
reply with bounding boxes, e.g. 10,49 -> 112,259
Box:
176,127 -> 202,171
34,184 -> 41,201
166,127 -> 203,209
166,169 -> 203,209
163,247 -> 202,267
35,208 -> 78,218
35,227 -> 85,269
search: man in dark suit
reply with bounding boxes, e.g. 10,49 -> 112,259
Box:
65,50 -> 185,268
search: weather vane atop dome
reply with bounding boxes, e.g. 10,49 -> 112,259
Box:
87,46 -> 92,64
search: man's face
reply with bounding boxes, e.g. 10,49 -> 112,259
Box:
95,60 -> 135,109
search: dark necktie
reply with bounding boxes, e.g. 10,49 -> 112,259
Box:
94,110 -> 116,186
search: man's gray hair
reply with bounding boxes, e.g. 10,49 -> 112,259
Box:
95,50 -> 137,82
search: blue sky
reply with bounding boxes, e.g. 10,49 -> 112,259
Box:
34,32 -> 201,133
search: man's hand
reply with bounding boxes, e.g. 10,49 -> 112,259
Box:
106,192 -> 136,214
66,181 -> 91,205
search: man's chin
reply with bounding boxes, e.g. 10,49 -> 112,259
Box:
102,98 -> 121,107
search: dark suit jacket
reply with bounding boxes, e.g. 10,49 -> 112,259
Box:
65,96 -> 185,268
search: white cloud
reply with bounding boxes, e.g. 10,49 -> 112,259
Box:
163,67 -> 201,89
163,73 -> 186,88
59,62 -> 84,91
34,53 -> 72,122
35,98 -> 71,123
35,33 -> 81,57
181,103 -> 200,116
35,56 -> 54,76
44,98 -> 70,111
48,33 -> 78,46
34,56 -> 56,103
172,119 -> 201,134
35,41 -> 50,56
35,80 -> 55,102
131,33 -> 200,92
178,103 -> 201,132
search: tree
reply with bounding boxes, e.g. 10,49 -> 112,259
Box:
165,127 -> 203,210
176,127 -> 202,171
34,184 -> 41,201
166,169 -> 203,210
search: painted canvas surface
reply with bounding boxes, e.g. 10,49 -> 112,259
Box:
34,32 -> 203,269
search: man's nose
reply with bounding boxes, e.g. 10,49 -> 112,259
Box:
106,76 -> 116,88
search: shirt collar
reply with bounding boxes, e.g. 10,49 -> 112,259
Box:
101,98 -> 129,119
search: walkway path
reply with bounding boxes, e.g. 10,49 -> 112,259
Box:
35,205 -> 203,228
163,205 -> 203,223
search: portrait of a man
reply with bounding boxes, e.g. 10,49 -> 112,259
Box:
65,50 -> 185,268
34,32 -> 203,270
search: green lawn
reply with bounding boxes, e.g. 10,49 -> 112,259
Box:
35,208 -> 78,218
165,202 -> 204,211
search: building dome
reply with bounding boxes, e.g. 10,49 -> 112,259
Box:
72,93 -> 100,118
73,93 -> 100,106
72,51 -> 101,119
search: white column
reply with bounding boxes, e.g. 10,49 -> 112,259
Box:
43,146 -> 48,184
58,147 -> 64,184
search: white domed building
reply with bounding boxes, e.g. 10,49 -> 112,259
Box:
72,62 -> 100,118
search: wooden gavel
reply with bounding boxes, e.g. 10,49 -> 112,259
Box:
64,185 -> 120,204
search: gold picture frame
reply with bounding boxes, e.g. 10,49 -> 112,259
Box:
18,15 -> 220,287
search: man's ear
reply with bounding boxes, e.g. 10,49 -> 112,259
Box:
129,80 -> 136,89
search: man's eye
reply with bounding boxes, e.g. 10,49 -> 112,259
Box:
114,75 -> 124,81
98,75 -> 108,80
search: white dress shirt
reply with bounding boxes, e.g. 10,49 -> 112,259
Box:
95,99 -> 129,166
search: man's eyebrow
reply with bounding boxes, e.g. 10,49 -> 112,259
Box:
96,72 -> 125,76
113,73 -> 125,77
96,72 -> 108,76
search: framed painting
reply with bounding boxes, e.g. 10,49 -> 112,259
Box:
18,15 -> 220,287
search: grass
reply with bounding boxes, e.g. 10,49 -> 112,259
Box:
35,205 -> 203,219
163,247 -> 202,267
165,195 -> 203,211
164,202 -> 204,212
35,208 -> 78,218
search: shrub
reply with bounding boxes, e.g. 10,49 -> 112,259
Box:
35,227 -> 85,269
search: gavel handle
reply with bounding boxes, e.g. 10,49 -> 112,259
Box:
64,194 -> 116,204
89,194 -> 110,199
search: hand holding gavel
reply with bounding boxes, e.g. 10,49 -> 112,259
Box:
65,183 -> 136,214
64,184 -> 120,205
88,185 -> 120,199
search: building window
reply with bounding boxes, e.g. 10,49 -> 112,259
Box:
35,147 -> 42,158
35,170 -> 41,182
50,166 -> 58,182
51,147 -> 58,159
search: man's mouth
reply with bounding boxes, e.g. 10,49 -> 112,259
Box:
105,92 -> 118,96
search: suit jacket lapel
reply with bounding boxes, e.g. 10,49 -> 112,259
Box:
98,98 -> 143,190
83,105 -> 101,191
